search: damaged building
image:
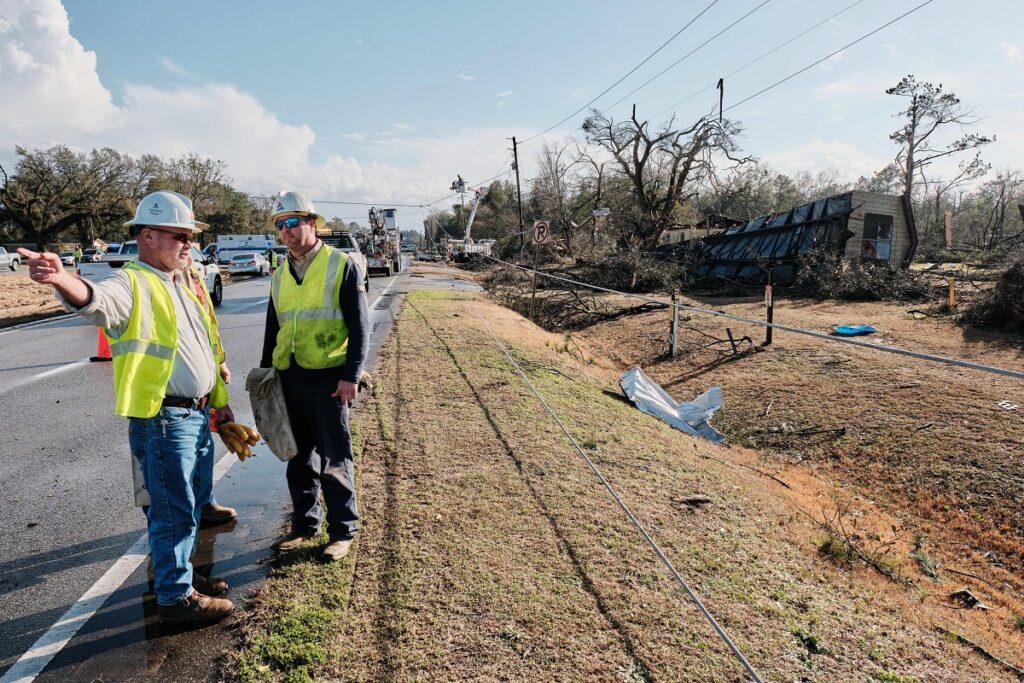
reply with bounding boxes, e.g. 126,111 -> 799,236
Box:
694,191 -> 916,283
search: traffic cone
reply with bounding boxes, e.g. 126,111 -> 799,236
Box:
90,327 -> 112,362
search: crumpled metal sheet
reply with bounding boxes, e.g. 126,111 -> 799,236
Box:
619,366 -> 726,444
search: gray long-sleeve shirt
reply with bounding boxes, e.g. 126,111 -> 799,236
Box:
60,261 -> 217,399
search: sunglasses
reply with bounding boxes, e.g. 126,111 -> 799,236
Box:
146,227 -> 194,244
274,216 -> 307,231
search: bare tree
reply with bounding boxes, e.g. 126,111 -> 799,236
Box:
887,75 -> 993,247
0,145 -> 156,249
582,106 -> 744,250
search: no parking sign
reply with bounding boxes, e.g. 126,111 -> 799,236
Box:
533,220 -> 549,245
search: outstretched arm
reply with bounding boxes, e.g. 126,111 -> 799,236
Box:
17,248 -> 91,307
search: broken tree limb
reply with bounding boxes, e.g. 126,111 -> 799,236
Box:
936,626 -> 1024,680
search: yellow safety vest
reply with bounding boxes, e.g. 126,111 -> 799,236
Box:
270,245 -> 349,370
108,262 -> 228,418
189,264 -> 225,365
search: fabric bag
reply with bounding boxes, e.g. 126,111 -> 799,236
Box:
245,367 -> 298,462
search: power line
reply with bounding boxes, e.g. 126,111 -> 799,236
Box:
424,156 -> 514,207
651,0 -> 868,120
602,0 -> 773,115
519,0 -> 721,145
487,256 -> 1024,381
722,0 -> 937,115
469,305 -> 766,683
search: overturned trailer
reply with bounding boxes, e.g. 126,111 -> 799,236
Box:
696,191 -> 916,284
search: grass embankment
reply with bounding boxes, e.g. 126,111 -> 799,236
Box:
230,289 -> 1020,682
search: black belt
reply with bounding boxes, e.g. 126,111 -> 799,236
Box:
162,395 -> 210,410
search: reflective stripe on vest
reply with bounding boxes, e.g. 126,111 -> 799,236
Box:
270,245 -> 349,370
109,263 -> 227,418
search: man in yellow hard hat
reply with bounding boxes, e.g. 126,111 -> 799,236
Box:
259,191 -> 368,562
18,191 -> 236,625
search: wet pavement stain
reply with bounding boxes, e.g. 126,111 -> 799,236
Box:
35,449 -> 288,683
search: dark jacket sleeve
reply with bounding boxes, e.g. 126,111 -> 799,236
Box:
339,259 -> 369,384
259,298 -> 278,369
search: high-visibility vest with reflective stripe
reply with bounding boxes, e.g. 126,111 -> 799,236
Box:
108,262 -> 228,418
270,245 -> 349,370
189,264 -> 225,365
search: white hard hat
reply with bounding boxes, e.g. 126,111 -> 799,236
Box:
125,191 -> 208,233
268,191 -> 326,230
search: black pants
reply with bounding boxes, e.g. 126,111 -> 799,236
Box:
280,375 -> 358,540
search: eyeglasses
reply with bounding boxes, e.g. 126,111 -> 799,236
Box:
146,227 -> 194,243
274,216 -> 307,231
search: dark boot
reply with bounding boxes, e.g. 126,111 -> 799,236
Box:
158,591 -> 234,625
200,503 -> 237,527
192,574 -> 229,596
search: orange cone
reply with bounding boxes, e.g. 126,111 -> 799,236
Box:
90,327 -> 112,362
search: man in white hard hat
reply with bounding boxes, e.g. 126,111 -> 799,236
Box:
18,191 -> 236,625
259,191 -> 368,562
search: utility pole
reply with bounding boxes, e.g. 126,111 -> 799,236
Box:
511,136 -> 525,250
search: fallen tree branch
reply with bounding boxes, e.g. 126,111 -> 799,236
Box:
946,566 -> 997,589
936,626 -> 1024,680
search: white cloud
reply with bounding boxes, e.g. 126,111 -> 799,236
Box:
1001,41 -> 1023,64
159,57 -> 192,79
456,73 -> 476,81
762,140 -> 886,180
881,43 -> 900,59
0,0 -> 570,215
495,90 -> 512,98
0,0 -> 116,139
814,78 -> 881,101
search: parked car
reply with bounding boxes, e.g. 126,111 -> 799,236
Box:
0,246 -> 20,271
227,252 -> 270,276
59,251 -> 77,266
190,246 -> 223,306
103,241 -> 138,268
82,248 -> 103,262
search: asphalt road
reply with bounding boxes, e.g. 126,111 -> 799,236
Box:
0,264 -> 401,679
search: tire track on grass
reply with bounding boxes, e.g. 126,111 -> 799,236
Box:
369,303 -> 406,683
405,297 -> 655,679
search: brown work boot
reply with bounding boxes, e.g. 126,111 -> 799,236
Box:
158,591 -> 234,625
322,538 -> 353,562
200,503 -> 237,526
273,531 -> 315,552
192,573 -> 229,596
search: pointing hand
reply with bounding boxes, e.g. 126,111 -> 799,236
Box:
16,248 -> 68,285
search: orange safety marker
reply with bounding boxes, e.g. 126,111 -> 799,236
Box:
89,327 -> 112,362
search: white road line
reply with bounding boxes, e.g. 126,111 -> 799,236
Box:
369,272 -> 399,311
0,445 -> 239,683
1,272 -> 403,682
0,360 -> 91,396
0,536 -> 149,683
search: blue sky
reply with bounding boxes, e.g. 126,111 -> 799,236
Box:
2,0 -> 1022,228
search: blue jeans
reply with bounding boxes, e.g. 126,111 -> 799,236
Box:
128,406 -> 213,605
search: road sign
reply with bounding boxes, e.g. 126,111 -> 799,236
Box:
533,220 -> 549,245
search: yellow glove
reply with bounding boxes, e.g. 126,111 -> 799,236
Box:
218,421 -> 261,461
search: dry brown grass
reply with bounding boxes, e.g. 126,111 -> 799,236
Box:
0,275 -> 63,327
232,288 -> 1024,682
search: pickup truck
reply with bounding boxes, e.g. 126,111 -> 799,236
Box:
320,231 -> 370,292
103,241 -> 223,305
0,247 -> 20,271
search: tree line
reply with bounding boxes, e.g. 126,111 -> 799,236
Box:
0,148 -> 268,249
3,75 -> 1020,261
430,75 -> 1020,262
